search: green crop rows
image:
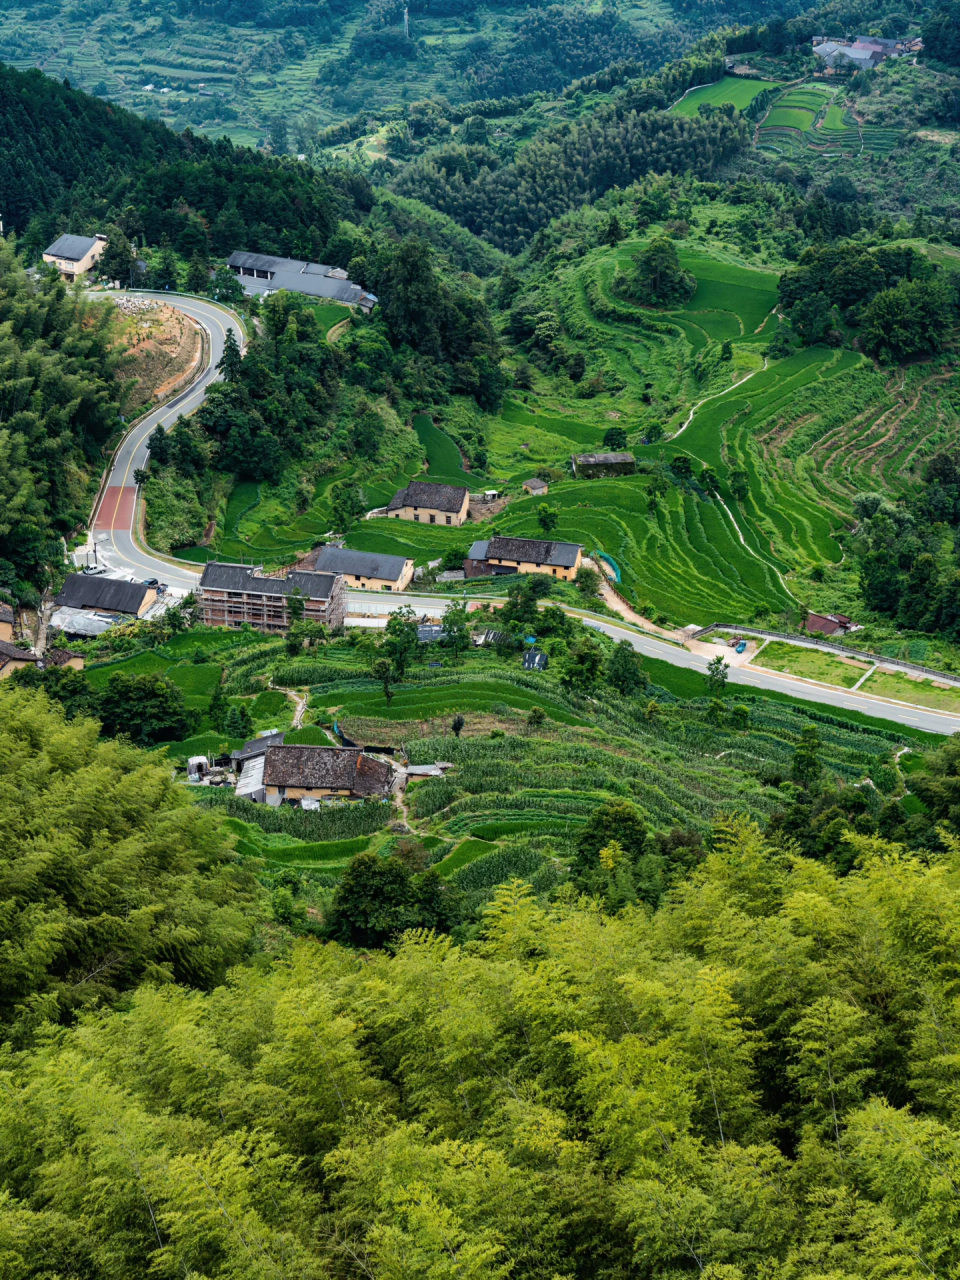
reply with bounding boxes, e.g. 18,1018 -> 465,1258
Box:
310,677 -> 590,726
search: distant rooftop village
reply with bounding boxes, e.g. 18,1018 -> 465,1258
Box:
811,33 -> 922,69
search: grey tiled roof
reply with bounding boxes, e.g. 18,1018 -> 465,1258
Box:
226,251 -> 368,304
486,536 -> 581,569
199,563 -> 338,600
0,639 -> 37,663
307,546 -> 410,582
262,745 -> 393,795
232,731 -> 286,763
55,574 -> 150,615
387,480 -> 469,514
44,234 -> 99,261
574,452 -> 635,465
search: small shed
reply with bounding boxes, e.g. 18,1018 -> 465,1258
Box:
805,611 -> 855,637
523,477 -> 549,496
572,452 -> 636,479
187,756 -> 210,782
523,650 -> 549,672
418,624 -> 446,644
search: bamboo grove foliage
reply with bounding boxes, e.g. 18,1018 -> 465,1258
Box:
2,60 -> 373,262
0,687 -> 259,1046
0,64 -> 179,234
5,797 -> 960,1277
0,241 -> 127,601
779,243 -> 957,361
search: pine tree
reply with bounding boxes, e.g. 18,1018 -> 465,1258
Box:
217,327 -> 243,382
208,681 -> 227,731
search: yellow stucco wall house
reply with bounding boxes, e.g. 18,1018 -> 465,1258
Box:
386,480 -> 470,527
43,233 -> 108,282
0,640 -> 38,679
301,546 -> 414,592
464,535 -> 583,582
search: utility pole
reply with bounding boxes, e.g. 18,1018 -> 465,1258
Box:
404,6 -> 409,37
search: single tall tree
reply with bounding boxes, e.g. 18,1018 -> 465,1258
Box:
218,327 -> 243,383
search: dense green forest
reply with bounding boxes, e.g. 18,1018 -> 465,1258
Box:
4,679 -> 960,1277
0,240 -> 127,604
0,0 -> 790,144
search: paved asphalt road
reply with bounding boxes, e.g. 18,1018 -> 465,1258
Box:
77,294 -> 244,593
355,591 -> 960,737
75,295 -> 960,737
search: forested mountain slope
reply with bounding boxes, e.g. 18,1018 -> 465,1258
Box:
0,0 -> 790,143
3,678 -> 960,1279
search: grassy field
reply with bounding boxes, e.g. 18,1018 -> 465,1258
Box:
413,413 -> 476,486
309,303 -> 353,336
671,77 -> 776,115
861,668 -> 960,713
433,838 -> 498,876
763,106 -> 817,131
749,641 -> 872,688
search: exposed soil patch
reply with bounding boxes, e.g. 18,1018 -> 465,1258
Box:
118,301 -> 201,413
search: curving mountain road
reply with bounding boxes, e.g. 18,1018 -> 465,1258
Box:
77,293 -> 245,593
77,295 -> 960,737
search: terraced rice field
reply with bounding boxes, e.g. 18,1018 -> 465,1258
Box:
671,77 -> 776,115
310,677 -> 590,726
860,127 -> 903,155
752,360 -> 960,515
413,413 -> 476,486
674,252 -> 780,335
763,106 -> 817,131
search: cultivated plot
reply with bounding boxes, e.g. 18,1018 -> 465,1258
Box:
748,640 -> 872,688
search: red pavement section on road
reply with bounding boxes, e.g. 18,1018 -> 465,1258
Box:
94,487 -> 136,532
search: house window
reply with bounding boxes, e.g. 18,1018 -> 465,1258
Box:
445,516 -> 451,525
384,585 -> 392,591
393,513 -> 399,519
414,515 -> 419,522
429,515 -> 436,524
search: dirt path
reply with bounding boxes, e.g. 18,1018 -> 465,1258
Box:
672,358 -> 768,440
588,568 -> 680,639
326,318 -> 351,344
271,683 -> 307,727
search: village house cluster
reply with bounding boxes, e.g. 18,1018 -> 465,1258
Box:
811,33 -> 922,69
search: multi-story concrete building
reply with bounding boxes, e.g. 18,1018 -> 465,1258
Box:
198,562 -> 346,633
